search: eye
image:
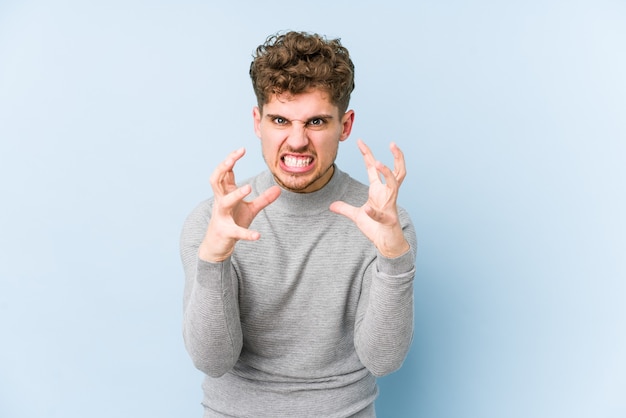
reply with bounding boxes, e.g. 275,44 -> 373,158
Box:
307,118 -> 326,127
272,117 -> 288,125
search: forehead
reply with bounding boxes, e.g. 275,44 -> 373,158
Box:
262,89 -> 339,118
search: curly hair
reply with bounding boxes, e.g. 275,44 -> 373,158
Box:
249,31 -> 355,114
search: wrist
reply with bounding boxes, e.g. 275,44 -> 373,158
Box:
198,238 -> 234,263
376,223 -> 410,258
378,239 -> 410,259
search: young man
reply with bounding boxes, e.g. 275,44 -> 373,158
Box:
180,31 -> 417,417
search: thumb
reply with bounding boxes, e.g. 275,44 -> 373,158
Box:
329,201 -> 358,221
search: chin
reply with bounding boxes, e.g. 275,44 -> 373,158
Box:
280,179 -> 314,192
272,163 -> 333,193
272,173 -> 314,193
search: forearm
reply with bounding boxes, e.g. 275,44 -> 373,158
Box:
183,258 -> 242,377
355,239 -> 416,376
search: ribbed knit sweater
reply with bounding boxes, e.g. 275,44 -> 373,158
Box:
180,167 -> 417,417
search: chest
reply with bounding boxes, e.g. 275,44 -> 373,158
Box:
232,211 -> 375,318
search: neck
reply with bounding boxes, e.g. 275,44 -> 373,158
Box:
260,167 -> 346,215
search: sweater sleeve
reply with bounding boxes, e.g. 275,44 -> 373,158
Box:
179,200 -> 243,377
353,207 -> 417,377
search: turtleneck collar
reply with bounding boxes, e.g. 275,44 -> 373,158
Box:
256,165 -> 348,216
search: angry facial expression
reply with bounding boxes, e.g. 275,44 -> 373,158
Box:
253,89 -> 354,193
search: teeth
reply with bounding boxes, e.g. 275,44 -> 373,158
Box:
283,156 -> 312,167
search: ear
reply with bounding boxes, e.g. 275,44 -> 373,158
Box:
339,110 -> 355,142
253,106 -> 262,139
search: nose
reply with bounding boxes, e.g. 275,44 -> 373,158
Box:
285,122 -> 309,150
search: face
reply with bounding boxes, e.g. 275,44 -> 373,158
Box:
253,89 -> 354,193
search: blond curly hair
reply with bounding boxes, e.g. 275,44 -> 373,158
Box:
249,31 -> 355,114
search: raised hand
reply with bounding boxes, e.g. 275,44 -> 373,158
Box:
330,140 -> 410,258
199,148 -> 281,262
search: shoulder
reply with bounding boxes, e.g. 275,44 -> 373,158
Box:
237,171 -> 273,199
185,198 -> 212,224
180,198 -> 213,246
335,168 -> 369,205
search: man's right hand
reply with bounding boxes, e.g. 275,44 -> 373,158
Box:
198,147 -> 281,262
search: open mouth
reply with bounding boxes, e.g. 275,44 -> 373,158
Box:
282,155 -> 313,168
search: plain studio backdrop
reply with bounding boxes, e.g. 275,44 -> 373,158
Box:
1,1 -> 624,417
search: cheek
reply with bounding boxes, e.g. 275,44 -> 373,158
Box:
260,137 -> 280,161
315,134 -> 341,158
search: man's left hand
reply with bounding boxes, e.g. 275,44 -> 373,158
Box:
330,139 -> 411,258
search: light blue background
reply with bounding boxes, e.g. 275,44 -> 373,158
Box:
1,1 -> 624,417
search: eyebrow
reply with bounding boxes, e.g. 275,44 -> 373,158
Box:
265,114 -> 335,122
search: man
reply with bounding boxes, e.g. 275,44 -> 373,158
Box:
180,31 -> 417,417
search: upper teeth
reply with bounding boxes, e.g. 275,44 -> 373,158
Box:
284,156 -> 312,167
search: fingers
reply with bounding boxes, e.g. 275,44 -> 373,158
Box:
389,142 -> 407,185
329,201 -> 359,222
209,147 -> 246,196
357,139 -> 376,168
248,185 -> 281,215
375,160 -> 399,189
216,183 -> 253,211
363,203 -> 394,224
212,184 -> 280,242
357,140 -> 384,184
357,140 -> 406,187
228,224 -> 261,242
217,184 -> 280,215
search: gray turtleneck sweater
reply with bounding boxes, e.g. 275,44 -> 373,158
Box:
180,168 -> 417,417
